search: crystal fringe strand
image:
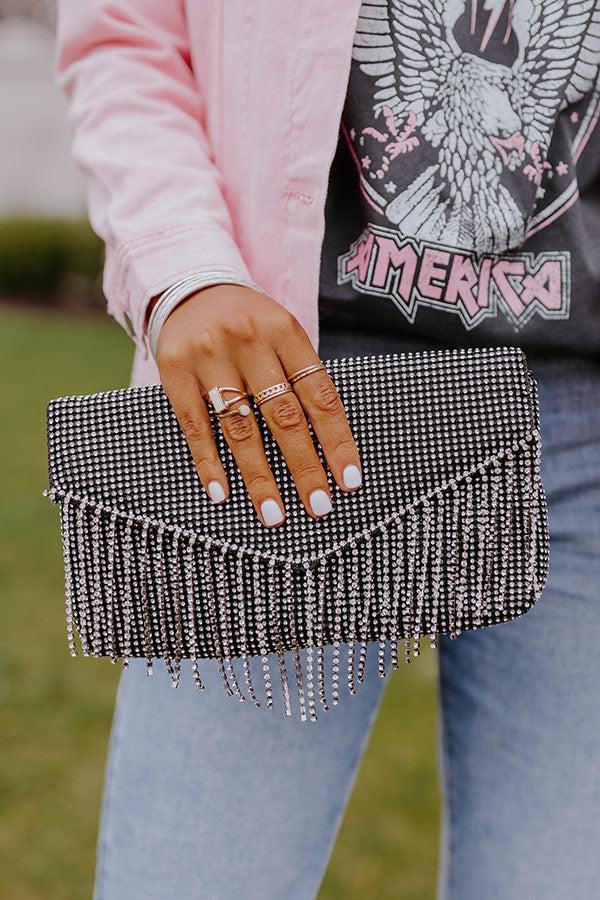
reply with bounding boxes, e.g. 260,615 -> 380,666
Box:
269,557 -> 293,717
235,548 -> 260,707
59,493 -> 77,657
201,537 -> 233,698
305,562 -> 320,722
183,534 -> 205,692
253,551 -> 273,709
283,559 -> 307,722
331,549 -> 345,705
315,565 -> 329,712
121,513 -> 134,667
155,524 -> 176,683
217,544 -> 245,702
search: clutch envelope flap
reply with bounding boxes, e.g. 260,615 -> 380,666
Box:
47,347 -> 539,562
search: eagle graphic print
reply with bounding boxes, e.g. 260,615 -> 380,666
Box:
337,0 -> 600,331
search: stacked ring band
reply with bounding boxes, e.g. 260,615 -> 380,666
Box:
253,382 -> 293,406
288,363 -> 325,385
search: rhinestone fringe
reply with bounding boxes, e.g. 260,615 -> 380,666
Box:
48,431 -> 548,721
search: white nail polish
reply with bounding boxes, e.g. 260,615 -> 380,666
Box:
207,480 -> 226,503
261,499 -> 284,526
343,464 -> 362,490
310,489 -> 332,517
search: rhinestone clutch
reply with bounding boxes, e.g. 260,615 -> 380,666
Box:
45,347 -> 549,721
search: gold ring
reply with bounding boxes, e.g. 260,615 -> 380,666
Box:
216,400 -> 252,419
206,386 -> 251,417
288,363 -> 326,385
254,381 -> 292,406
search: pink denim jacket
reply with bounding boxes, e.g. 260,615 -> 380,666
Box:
56,0 -> 363,386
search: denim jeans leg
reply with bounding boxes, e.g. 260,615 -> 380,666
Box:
437,356 -> 600,900
93,646 -> 389,900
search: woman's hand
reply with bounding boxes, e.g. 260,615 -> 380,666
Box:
155,285 -> 362,528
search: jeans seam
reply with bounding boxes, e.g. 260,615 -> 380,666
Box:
438,641 -> 459,900
93,671 -> 129,899
312,653 -> 390,899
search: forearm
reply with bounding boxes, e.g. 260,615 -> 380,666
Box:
55,0 -> 252,345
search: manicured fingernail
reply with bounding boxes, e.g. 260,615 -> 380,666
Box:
207,480 -> 226,503
343,464 -> 362,490
309,489 -> 332,517
261,499 -> 285,527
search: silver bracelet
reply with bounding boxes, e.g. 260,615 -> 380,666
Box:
147,271 -> 263,360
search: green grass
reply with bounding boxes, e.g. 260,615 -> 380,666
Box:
0,218 -> 103,304
0,305 -> 440,899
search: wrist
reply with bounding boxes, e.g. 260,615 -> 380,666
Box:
147,272 -> 263,361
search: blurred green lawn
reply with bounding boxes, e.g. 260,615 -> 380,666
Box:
0,305 -> 441,900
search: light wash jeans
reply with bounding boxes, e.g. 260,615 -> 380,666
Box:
94,345 -> 600,900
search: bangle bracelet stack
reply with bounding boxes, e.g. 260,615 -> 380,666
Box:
147,271 -> 263,360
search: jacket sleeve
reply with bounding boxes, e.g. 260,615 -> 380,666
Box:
55,0 -> 253,345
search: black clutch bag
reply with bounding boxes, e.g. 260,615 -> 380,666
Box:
45,347 -> 549,721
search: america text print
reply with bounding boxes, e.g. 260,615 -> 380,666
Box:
339,225 -> 570,330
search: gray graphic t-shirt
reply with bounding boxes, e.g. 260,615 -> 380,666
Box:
319,0 -> 600,356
